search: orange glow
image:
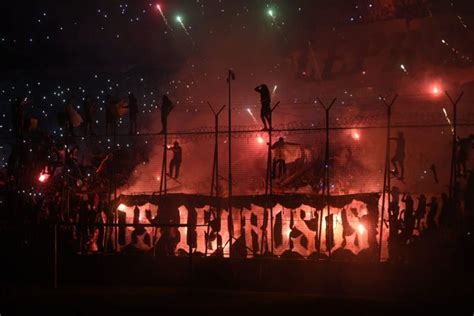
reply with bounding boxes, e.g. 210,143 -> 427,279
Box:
117,203 -> 127,211
38,169 -> 50,183
431,85 -> 441,96
257,136 -> 265,144
358,223 -> 365,234
351,130 -> 361,141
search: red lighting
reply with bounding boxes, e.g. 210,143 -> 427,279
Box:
351,130 -> 361,141
257,136 -> 265,144
358,224 -> 365,234
432,85 -> 441,96
117,203 -> 127,211
38,172 -> 50,183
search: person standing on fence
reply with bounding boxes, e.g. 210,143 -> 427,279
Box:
128,93 -> 138,135
160,95 -> 174,134
168,141 -> 182,178
390,131 -> 405,180
255,84 -> 271,130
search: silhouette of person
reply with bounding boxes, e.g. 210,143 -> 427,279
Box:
271,137 -> 286,179
82,96 -> 95,135
465,171 -> 474,232
128,93 -> 138,135
255,84 -> 271,130
439,193 -> 452,228
401,192 -> 415,240
160,95 -> 174,134
168,141 -> 182,178
65,99 -> 78,136
415,194 -> 427,231
457,134 -> 473,177
11,97 -> 28,137
390,131 -> 405,179
388,186 -> 402,261
426,196 -> 438,230
105,95 -> 116,136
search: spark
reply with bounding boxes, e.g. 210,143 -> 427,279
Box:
442,108 -> 454,135
257,136 -> 265,144
38,173 -> 49,183
246,108 -> 258,123
156,4 -> 171,30
272,84 -> 278,96
432,85 -> 440,95
400,64 -> 407,74
457,15 -> 468,29
176,15 -> 191,37
117,203 -> 127,211
268,9 -> 275,18
351,130 -> 361,141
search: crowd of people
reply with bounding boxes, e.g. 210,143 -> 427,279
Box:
1,83 -> 473,262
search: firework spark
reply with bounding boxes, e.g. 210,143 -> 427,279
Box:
246,108 -> 258,123
156,4 -> 172,30
272,84 -> 278,97
176,15 -> 191,37
443,108 -> 454,135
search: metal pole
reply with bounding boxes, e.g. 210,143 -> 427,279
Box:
206,104 -> 225,256
227,70 -> 235,257
113,125 -> 118,252
189,225 -> 193,292
445,91 -> 464,223
325,109 -> 330,257
53,223 -> 58,289
268,102 -> 280,254
159,129 -> 168,195
317,98 -> 336,258
378,94 -> 397,262
164,131 -> 168,194
269,112 -> 273,254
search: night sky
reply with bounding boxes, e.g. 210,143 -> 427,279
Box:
3,0 -> 471,70
1,1 -> 473,173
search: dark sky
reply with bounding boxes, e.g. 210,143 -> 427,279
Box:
1,0 -> 473,192
0,0 -> 473,137
3,0 -> 470,71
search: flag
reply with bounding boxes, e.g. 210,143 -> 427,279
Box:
115,99 -> 129,117
66,104 -> 84,127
